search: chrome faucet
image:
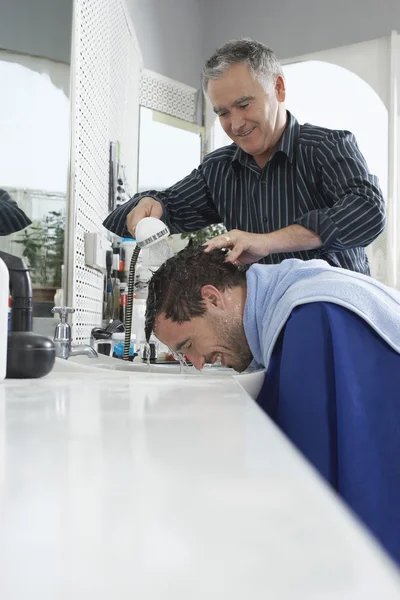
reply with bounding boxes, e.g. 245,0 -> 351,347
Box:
52,306 -> 98,360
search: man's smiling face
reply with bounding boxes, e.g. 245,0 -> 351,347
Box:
153,285 -> 253,373
208,63 -> 286,168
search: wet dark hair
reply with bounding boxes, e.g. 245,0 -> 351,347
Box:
145,245 -> 248,341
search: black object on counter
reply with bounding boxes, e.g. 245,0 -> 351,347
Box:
6,331 -> 55,378
91,320 -> 125,356
0,250 -> 32,331
91,326 -> 112,356
0,251 -> 55,378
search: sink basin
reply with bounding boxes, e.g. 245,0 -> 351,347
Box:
51,354 -> 266,400
57,353 -> 235,375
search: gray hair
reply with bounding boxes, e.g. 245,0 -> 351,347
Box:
202,38 -> 284,93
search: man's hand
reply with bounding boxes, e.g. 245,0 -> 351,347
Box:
203,225 -> 322,264
203,230 -> 270,264
126,197 -> 163,238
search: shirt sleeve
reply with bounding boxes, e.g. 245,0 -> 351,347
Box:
294,130 -> 386,251
102,165 -> 222,238
0,190 -> 32,236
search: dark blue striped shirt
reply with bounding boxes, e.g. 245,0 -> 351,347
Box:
103,111 -> 385,274
0,189 -> 32,236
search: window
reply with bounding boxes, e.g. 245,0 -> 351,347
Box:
0,55 -> 69,318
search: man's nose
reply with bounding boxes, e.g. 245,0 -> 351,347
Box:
231,111 -> 246,134
189,351 -> 205,371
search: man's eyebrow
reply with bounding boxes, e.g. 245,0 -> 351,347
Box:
213,96 -> 255,114
231,95 -> 255,107
175,338 -> 191,353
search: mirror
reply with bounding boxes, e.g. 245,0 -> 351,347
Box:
138,106 -> 203,251
0,1 -> 72,337
138,106 -> 225,249
138,106 -> 202,192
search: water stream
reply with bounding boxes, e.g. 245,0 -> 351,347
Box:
171,351 -> 193,374
148,240 -> 174,265
143,342 -> 151,369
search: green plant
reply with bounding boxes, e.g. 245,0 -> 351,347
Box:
180,223 -> 227,246
15,210 -> 65,287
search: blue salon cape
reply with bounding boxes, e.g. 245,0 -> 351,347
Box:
257,302 -> 400,565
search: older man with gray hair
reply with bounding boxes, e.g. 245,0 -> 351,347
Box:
104,38 -> 385,275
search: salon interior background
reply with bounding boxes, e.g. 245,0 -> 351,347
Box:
2,0 -> 397,101
0,0 -> 399,315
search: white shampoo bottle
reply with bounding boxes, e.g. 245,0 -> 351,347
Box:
0,256 -> 9,381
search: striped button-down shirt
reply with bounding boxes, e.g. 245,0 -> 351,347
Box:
103,111 -> 385,274
0,189 -> 32,236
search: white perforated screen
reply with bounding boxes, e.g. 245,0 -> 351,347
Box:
68,0 -> 141,343
140,69 -> 198,123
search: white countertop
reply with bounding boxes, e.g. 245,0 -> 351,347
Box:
0,370 -> 399,599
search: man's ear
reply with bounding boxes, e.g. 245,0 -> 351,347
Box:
200,285 -> 225,310
275,75 -> 286,102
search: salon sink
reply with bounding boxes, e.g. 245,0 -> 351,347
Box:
51,354 -> 266,400
54,353 -> 235,375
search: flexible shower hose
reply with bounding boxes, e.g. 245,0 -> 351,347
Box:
123,245 -> 141,360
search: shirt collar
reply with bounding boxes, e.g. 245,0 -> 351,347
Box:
232,110 -> 300,167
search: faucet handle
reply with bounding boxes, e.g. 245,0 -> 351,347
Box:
52,306 -> 75,323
